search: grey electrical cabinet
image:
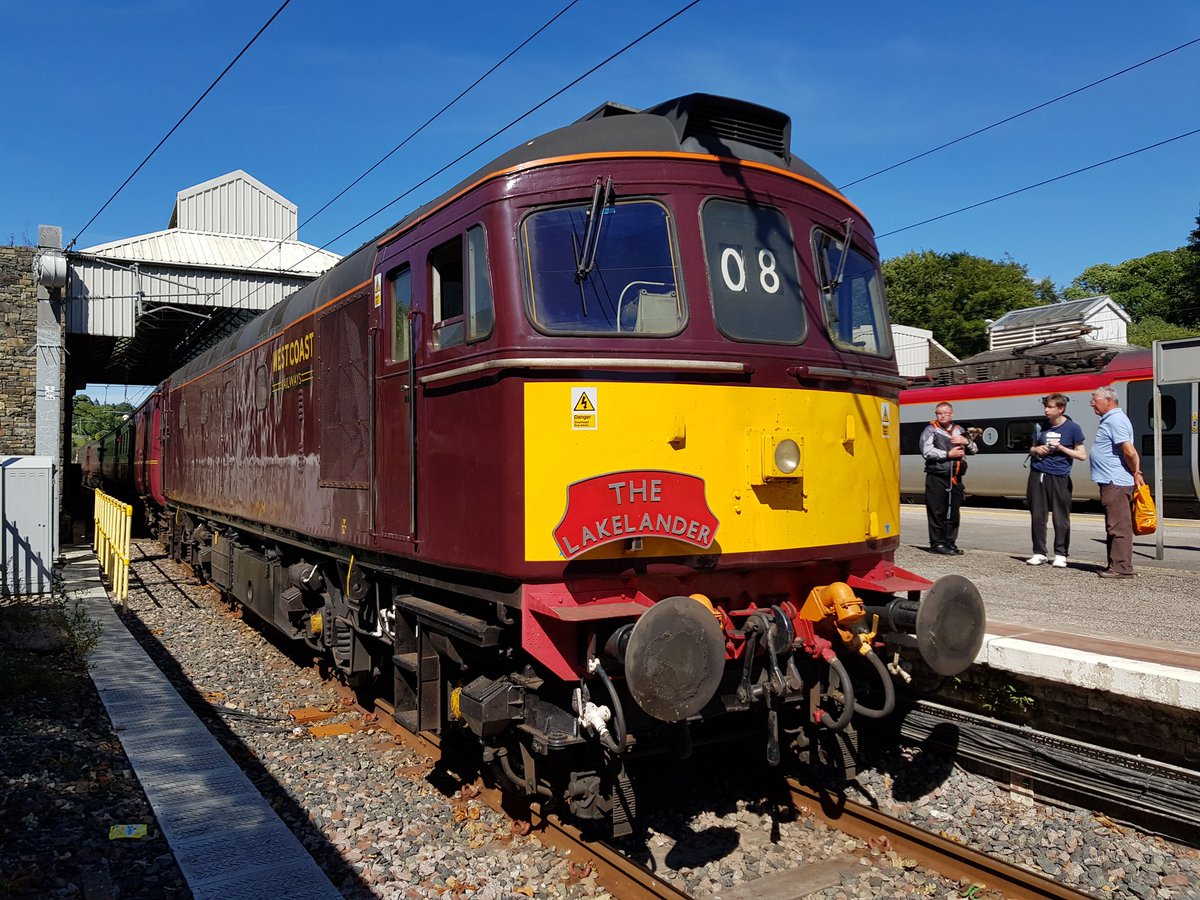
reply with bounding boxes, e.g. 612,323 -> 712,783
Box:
1,456 -> 57,596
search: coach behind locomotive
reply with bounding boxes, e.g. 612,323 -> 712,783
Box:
83,94 -> 985,837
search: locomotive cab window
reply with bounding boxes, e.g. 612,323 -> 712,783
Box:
428,225 -> 494,351
813,228 -> 891,356
390,266 -> 412,363
429,238 -> 464,350
702,198 -> 804,344
466,225 -> 494,341
522,199 -> 683,335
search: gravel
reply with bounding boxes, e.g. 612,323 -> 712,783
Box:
3,539 -> 1199,899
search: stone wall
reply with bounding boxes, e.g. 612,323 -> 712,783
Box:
1,246 -> 37,455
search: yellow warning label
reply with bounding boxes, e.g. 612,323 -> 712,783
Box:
571,387 -> 597,431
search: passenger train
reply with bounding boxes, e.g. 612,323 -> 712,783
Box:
899,348 -> 1200,516
81,94 -> 986,836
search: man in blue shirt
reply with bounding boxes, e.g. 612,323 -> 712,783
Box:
1088,386 -> 1144,578
1026,393 -> 1087,568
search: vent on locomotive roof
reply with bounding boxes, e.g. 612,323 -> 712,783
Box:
648,94 -> 791,163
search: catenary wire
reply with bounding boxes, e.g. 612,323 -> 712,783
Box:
311,1 -> 704,261
839,35 -> 1200,191
875,126 -> 1200,239
67,0 -> 293,252
215,0 -> 583,306
189,0 -> 704,330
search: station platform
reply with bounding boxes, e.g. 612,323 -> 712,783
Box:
60,547 -> 341,900
896,505 -> 1200,715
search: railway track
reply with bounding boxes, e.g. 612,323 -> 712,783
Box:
180,554 -> 1195,898
787,779 -> 1092,899
334,682 -> 1094,900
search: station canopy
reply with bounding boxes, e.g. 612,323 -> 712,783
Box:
65,170 -> 340,389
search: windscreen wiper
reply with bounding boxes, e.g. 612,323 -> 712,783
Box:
575,176 -> 613,283
823,217 -> 855,292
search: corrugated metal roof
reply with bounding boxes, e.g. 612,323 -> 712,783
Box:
168,170 -> 298,239
76,228 -> 339,276
988,295 -> 1127,329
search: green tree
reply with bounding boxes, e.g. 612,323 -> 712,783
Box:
882,251 -> 1057,358
1126,316 -> 1200,348
71,395 -> 134,454
1181,207 -> 1200,327
1062,249 -> 1193,325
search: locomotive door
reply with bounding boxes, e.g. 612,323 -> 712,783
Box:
373,262 -> 416,544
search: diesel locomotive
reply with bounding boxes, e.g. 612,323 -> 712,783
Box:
81,94 -> 986,836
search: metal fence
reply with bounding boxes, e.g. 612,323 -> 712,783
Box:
93,489 -> 132,608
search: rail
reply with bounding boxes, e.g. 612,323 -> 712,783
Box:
93,489 -> 132,609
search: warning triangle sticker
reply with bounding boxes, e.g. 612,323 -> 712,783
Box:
573,391 -> 596,412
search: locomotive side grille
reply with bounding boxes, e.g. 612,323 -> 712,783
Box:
317,290 -> 370,488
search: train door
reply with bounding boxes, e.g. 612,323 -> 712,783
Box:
373,259 -> 416,544
148,393 -> 165,506
1127,379 -> 1199,511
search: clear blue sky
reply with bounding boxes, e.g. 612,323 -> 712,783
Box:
4,0 -> 1199,405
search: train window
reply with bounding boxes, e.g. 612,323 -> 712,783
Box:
522,200 -> 682,336
430,237 -> 465,350
813,229 -> 891,356
701,199 -> 803,344
467,225 -> 494,341
1149,395 -> 1176,431
1005,419 -> 1039,452
390,266 -> 411,363
200,390 -> 210,425
224,379 -> 234,419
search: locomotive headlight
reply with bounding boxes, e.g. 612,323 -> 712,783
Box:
760,433 -> 803,481
774,439 -> 801,474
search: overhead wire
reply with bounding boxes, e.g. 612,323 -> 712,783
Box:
195,0 -> 704,328
304,0 -> 704,264
208,0 -> 584,313
876,125 -> 1200,239
67,0 -> 293,251
839,35 -> 1200,190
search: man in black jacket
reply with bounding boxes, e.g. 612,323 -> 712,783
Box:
919,402 -> 978,555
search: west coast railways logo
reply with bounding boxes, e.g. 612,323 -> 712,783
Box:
552,470 -> 719,560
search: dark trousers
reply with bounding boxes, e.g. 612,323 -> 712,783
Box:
1099,483 -> 1136,575
925,471 -> 963,548
1027,469 -> 1073,556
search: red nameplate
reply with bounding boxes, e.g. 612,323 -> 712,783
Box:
553,470 -> 719,560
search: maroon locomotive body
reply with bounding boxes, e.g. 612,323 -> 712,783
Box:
81,95 -> 985,834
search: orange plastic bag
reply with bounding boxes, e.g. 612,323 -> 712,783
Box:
1131,484 -> 1157,535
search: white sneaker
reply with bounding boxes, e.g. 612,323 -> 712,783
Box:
1052,555 -> 1068,568
1026,554 -> 1047,566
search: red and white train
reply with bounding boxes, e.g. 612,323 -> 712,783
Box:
899,348 -> 1200,515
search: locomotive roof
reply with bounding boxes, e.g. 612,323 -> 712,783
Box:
170,94 -> 836,388
378,92 -> 838,246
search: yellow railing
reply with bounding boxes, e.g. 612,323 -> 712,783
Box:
93,489 -> 132,608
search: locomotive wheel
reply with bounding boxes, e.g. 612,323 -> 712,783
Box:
624,596 -> 725,723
